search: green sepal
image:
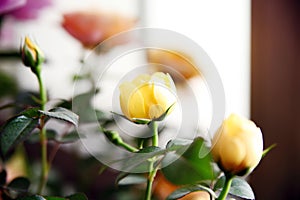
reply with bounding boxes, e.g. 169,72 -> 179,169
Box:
151,103 -> 175,122
262,143 -> 276,158
112,103 -> 175,125
20,37 -> 45,74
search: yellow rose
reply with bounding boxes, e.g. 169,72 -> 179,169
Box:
212,114 -> 263,175
119,72 -> 176,120
21,36 -> 44,71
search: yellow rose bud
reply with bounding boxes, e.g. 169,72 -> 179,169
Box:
211,114 -> 263,176
119,72 -> 176,120
21,36 -> 44,72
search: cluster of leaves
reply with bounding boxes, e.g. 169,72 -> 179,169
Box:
0,164 -> 87,200
0,106 -> 79,199
0,107 -> 78,157
0,169 -> 30,199
110,137 -> 256,200
0,86 -> 269,200
0,168 -> 87,200
0,91 -> 82,199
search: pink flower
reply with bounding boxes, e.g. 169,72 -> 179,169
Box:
0,0 -> 26,14
2,0 -> 52,20
8,0 -> 52,20
62,11 -> 136,48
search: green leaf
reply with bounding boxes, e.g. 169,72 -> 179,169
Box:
18,195 -> 46,200
95,109 -> 113,124
98,165 -> 108,175
0,114 -> 39,155
230,177 -> 255,199
17,194 -> 86,200
166,139 -> 193,151
66,193 -> 88,200
167,184 -> 216,200
18,195 -> 85,200
162,137 -> 215,185
72,91 -> 98,123
29,130 -> 83,144
65,97 -> 111,125
39,107 -> 79,127
213,176 -> 225,191
115,172 -> 129,185
111,146 -> 165,172
7,177 -> 30,191
0,70 -> 18,98
124,146 -> 164,172
117,174 -> 147,186
56,131 -> 83,143
214,176 -> 255,199
55,99 -> 72,110
44,197 -> 65,200
138,146 -> 161,154
28,129 -> 58,143
21,107 -> 40,118
65,91 -> 112,124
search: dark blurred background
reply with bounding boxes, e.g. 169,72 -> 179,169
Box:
251,0 -> 300,199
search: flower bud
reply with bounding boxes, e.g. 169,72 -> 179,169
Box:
119,72 -> 177,121
211,114 -> 263,176
21,36 -> 44,73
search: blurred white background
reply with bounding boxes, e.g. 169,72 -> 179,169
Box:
0,0 -> 250,119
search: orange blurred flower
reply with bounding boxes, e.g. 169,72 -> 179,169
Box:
179,191 -> 210,200
147,49 -> 200,81
153,172 -> 179,200
61,10 -> 136,48
153,172 -> 210,200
